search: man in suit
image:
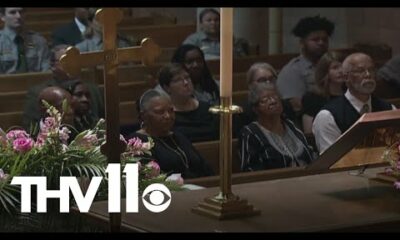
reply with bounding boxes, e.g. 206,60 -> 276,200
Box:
51,8 -> 90,47
312,53 -> 395,154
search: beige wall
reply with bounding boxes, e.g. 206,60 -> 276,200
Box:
347,8 -> 400,56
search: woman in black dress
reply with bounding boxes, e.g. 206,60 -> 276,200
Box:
129,89 -> 214,179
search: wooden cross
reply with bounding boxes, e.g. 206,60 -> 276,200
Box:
59,8 -> 161,232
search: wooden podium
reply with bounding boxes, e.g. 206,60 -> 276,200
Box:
308,109 -> 400,172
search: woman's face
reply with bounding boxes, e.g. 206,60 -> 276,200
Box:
184,49 -> 205,83
71,83 -> 91,116
250,68 -> 276,87
143,97 -> 175,135
166,70 -> 194,99
328,61 -> 344,84
254,89 -> 283,117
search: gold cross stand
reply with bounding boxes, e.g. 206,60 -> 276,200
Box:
60,8 -> 161,232
192,8 -> 260,220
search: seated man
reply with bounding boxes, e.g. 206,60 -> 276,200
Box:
75,8 -> 132,53
51,8 -> 90,47
183,8 -> 248,60
37,86 -> 75,129
22,44 -> 104,131
312,53 -> 396,154
276,15 -> 335,115
0,7 -> 50,74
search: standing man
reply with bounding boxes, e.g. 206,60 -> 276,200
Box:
276,15 -> 335,114
51,8 -> 90,47
0,7 -> 50,74
312,53 -> 395,154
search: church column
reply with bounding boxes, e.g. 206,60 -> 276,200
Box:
268,8 -> 283,54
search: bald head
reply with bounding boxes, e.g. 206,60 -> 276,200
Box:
39,86 -> 70,113
342,53 -> 374,73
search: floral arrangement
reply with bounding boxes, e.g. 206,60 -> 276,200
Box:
381,140 -> 400,189
0,101 -> 183,219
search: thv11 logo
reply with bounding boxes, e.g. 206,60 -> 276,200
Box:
10,163 -> 171,213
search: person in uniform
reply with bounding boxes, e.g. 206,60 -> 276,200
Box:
0,7 -> 50,74
276,15 -> 335,118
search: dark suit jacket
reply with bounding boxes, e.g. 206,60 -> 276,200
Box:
51,20 -> 84,47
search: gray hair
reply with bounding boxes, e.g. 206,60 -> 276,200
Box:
342,52 -> 373,74
139,89 -> 171,112
246,62 -> 278,86
248,81 -> 277,106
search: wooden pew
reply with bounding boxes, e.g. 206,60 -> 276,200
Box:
15,15 -> 177,35
192,139 -> 241,174
39,23 -> 196,48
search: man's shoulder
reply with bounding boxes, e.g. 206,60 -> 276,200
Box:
279,55 -> 304,72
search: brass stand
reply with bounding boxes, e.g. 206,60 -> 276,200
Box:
192,97 -> 261,220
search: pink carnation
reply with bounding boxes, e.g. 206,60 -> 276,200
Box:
6,130 -> 29,140
146,160 -> 160,178
394,181 -> 400,190
13,137 -> 34,153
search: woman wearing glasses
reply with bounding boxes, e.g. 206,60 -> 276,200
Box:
238,82 -> 314,172
157,63 -> 219,142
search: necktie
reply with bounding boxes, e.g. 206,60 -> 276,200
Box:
359,104 -> 370,115
14,35 -> 28,73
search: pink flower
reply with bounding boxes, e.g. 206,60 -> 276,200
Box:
394,181 -> 400,190
127,137 -> 146,155
0,169 -> 8,181
398,144 -> 400,154
6,130 -> 29,140
44,117 -> 56,129
146,160 -> 160,178
166,173 -> 184,186
13,137 -> 34,153
35,133 -> 47,148
59,127 -> 71,143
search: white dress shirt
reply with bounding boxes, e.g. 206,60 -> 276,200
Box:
74,17 -> 86,35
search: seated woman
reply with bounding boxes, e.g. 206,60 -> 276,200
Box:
61,80 -> 99,132
157,63 -> 219,142
129,89 -> 214,179
233,62 -> 295,137
302,51 -> 346,134
239,82 -> 314,172
183,8 -> 248,60
171,44 -> 220,106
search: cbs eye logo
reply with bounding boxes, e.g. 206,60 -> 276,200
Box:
142,183 -> 171,213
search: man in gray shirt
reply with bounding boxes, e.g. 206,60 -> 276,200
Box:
276,15 -> 335,113
183,8 -> 248,60
0,7 -> 50,74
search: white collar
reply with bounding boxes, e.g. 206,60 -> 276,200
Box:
74,17 -> 86,34
344,89 -> 371,113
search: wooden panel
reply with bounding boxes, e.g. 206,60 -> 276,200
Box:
192,139 -> 241,174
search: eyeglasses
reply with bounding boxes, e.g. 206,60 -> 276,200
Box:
171,75 -> 191,84
348,68 -> 377,78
